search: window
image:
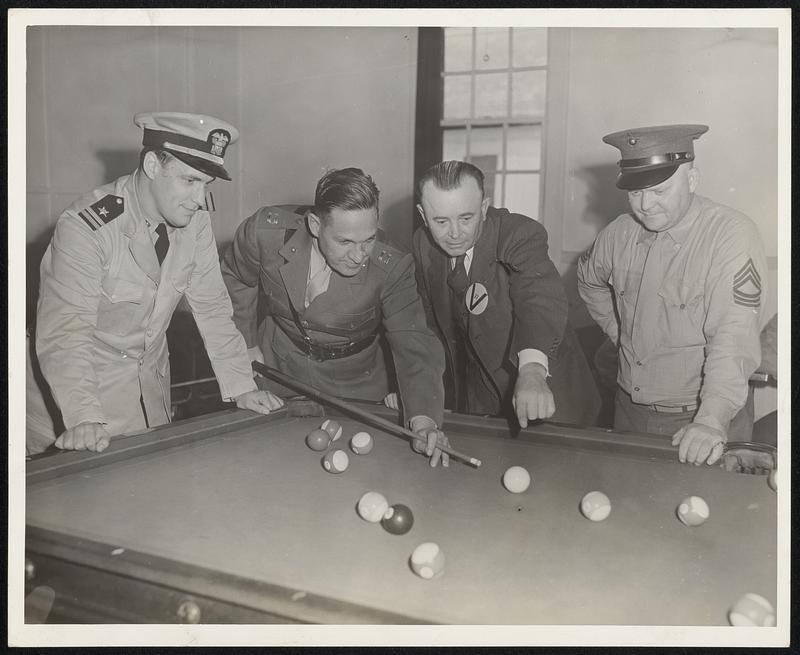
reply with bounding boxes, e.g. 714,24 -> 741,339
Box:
436,27 -> 549,220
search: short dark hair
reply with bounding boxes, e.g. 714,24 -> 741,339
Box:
416,160 -> 485,201
314,167 -> 380,219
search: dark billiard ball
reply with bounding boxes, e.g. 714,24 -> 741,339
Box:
306,429 -> 332,452
320,419 -> 343,442
322,449 -> 349,473
381,504 -> 414,535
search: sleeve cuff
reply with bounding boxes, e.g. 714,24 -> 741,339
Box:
220,379 -> 258,402
694,397 -> 738,435
518,349 -> 549,376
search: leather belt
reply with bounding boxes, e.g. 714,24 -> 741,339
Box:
651,402 -> 698,414
281,326 -> 376,362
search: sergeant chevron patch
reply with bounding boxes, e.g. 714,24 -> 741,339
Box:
732,257 -> 762,308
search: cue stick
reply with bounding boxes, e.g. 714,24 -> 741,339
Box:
252,361 -> 482,468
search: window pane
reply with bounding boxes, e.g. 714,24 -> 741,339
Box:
443,75 -> 471,120
511,70 -> 547,117
512,28 -> 548,67
504,173 -> 540,218
466,127 -> 502,170
443,128 -> 467,161
475,27 -> 509,70
506,124 -> 542,170
474,73 -> 508,119
444,27 -> 473,72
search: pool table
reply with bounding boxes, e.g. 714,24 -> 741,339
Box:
24,402 -> 777,625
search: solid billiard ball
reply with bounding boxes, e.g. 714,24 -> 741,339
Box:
350,431 -> 374,455
306,429 -> 332,452
677,495 -> 709,526
321,449 -> 349,473
728,592 -> 776,626
320,419 -> 343,442
580,491 -> 611,521
410,542 -> 445,579
502,466 -> 531,494
381,504 -> 414,535
768,468 -> 777,492
357,491 -> 390,523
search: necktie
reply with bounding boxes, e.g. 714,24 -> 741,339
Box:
154,223 -> 170,266
447,254 -> 469,296
632,233 -> 667,357
305,265 -> 331,308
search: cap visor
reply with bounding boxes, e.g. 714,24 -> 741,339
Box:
616,164 -> 679,190
167,150 -> 232,181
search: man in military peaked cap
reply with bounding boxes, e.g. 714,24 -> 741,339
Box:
221,167 -> 452,467
577,124 -> 767,466
34,112 -> 283,454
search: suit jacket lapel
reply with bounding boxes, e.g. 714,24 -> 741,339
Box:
279,227 -> 313,311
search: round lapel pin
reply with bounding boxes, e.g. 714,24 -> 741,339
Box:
465,282 -> 489,315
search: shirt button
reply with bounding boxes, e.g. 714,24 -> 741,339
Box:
636,361 -> 642,366
146,329 -> 153,337
301,320 -> 308,327
634,386 -> 640,391
680,303 -> 686,309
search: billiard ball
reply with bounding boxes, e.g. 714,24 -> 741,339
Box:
381,504 -> 414,535
320,419 -> 343,442
321,449 -> 349,473
502,466 -> 531,494
350,431 -> 374,455
410,542 -> 445,579
768,468 -> 777,492
306,429 -> 332,452
728,592 -> 776,626
677,495 -> 709,526
357,491 -> 390,523
580,491 -> 611,521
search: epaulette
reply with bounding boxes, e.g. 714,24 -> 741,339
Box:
77,194 -> 125,231
256,205 -> 306,230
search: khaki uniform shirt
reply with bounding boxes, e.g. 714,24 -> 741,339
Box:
577,194 -> 766,432
36,170 -> 256,437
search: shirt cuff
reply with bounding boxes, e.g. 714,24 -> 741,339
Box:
693,397 -> 738,435
220,379 -> 258,402
408,415 -> 437,432
518,349 -> 549,377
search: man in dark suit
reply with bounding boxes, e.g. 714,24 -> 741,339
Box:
221,167 -> 451,466
412,160 -> 600,428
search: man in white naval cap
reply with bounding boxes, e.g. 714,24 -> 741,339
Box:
34,112 -> 283,454
577,124 -> 767,467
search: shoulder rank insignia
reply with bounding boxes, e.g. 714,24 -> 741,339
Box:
732,257 -> 762,308
377,249 -> 393,266
258,205 -> 305,229
78,194 -> 124,231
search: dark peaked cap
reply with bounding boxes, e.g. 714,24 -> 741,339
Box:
603,124 -> 709,190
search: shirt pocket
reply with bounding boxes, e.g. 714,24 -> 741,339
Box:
96,277 -> 145,336
170,263 -> 195,294
657,282 -> 705,346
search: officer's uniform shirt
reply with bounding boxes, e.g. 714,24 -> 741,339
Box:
577,193 -> 766,433
36,170 -> 257,436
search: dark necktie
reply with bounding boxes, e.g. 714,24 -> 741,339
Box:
447,254 -> 469,295
154,223 -> 170,266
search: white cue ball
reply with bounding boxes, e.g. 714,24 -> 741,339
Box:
502,466 -> 531,493
580,491 -> 611,521
768,468 -> 777,492
410,542 -> 445,579
320,419 -> 343,441
357,491 -> 390,523
321,449 -> 349,474
350,431 -> 374,455
728,593 -> 776,626
677,495 -> 709,526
